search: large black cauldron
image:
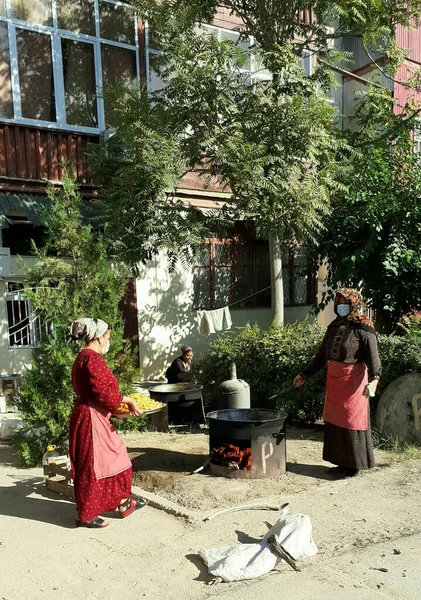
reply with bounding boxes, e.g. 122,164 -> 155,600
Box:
206,409 -> 287,479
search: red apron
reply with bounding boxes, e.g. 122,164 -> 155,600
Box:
323,361 -> 368,431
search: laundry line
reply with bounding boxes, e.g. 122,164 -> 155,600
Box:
157,284 -> 273,314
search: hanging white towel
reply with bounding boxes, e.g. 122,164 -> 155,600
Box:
197,311 -> 215,335
197,307 -> 232,335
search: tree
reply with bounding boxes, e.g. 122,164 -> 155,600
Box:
96,6 -> 348,324
13,171 -> 138,466
316,89 -> 421,332
90,84 -> 215,269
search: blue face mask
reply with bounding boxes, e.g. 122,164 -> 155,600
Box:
337,304 -> 350,317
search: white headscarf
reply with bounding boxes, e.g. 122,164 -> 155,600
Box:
70,318 -> 108,342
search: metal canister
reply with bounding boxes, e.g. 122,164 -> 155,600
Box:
218,363 -> 250,409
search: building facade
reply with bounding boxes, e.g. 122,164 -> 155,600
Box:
0,2 -> 329,382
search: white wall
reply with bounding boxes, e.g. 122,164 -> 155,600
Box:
136,252 -> 325,379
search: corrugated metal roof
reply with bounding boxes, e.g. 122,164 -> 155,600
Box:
0,192 -> 51,228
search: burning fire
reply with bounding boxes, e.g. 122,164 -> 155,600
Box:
211,444 -> 252,471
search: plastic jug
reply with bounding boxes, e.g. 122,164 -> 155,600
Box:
42,444 -> 58,482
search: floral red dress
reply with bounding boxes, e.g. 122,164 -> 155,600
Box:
69,348 -> 132,523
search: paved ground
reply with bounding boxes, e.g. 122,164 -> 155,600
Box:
1,440 -> 421,600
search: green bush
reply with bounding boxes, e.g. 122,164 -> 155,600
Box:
195,321 -> 326,423
195,323 -> 421,424
13,172 -> 139,466
397,310 -> 421,343
377,334 -> 421,392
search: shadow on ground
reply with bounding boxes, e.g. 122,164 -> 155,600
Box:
0,475 -> 76,528
287,462 -> 337,481
185,553 -> 215,583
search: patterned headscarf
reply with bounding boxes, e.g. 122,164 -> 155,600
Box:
70,318 -> 108,342
336,288 -> 374,329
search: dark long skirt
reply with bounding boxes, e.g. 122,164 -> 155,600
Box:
323,415 -> 375,470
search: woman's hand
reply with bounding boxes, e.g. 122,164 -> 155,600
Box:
293,375 -> 306,388
122,396 -> 143,417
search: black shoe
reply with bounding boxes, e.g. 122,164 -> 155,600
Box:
326,466 -> 346,475
343,468 -> 359,478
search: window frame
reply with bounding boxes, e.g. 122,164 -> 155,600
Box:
193,237 -> 316,310
5,281 -> 44,349
0,0 -> 140,133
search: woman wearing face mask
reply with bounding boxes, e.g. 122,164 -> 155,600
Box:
69,318 -> 148,529
293,289 -> 382,478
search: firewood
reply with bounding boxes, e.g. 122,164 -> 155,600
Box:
267,535 -> 301,572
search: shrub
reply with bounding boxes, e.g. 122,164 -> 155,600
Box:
13,172 -> 139,466
195,321 -> 326,424
195,323 -> 421,424
397,310 -> 421,343
377,334 -> 421,393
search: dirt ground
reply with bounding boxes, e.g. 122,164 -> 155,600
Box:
1,434 -> 421,600
128,426 -> 393,511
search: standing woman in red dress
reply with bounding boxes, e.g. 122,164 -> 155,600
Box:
69,318 -> 148,529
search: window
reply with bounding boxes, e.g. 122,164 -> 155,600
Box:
62,38 -> 97,127
0,0 -> 139,132
12,0 -> 53,27
302,50 -> 312,77
145,22 -> 272,92
2,222 -> 46,254
193,237 -> 315,310
0,22 -> 13,117
194,237 -> 271,310
17,29 -> 56,121
6,282 -> 45,348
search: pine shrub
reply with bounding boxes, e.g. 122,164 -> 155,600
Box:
13,171 -> 139,466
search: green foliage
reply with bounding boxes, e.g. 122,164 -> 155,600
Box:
397,310 -> 421,343
195,323 -> 421,424
13,171 -> 139,466
376,334 -> 421,393
92,4 -> 353,277
317,107 -> 421,331
90,84 -> 215,268
136,1 -> 421,59
194,321 -> 327,423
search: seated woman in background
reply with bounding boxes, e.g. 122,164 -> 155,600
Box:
165,346 -> 194,384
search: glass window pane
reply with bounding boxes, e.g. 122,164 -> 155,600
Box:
148,52 -> 165,92
193,268 -> 210,309
215,243 -> 230,265
255,243 -> 270,267
256,267 -> 271,306
11,0 -> 53,26
99,0 -> 135,45
196,244 -> 210,267
62,39 -> 97,127
234,265 -> 253,307
215,267 -> 231,307
0,23 -> 13,118
235,244 -> 250,267
293,275 -> 308,305
0,0 -> 6,16
282,266 -> 291,306
101,44 -> 136,125
16,29 -> 56,121
57,0 -> 95,36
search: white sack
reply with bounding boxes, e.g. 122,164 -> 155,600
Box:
199,505 -> 318,582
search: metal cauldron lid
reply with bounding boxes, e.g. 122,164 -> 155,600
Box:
149,383 -> 203,394
206,408 -> 287,423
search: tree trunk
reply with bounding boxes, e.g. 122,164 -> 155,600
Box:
269,234 -> 284,326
